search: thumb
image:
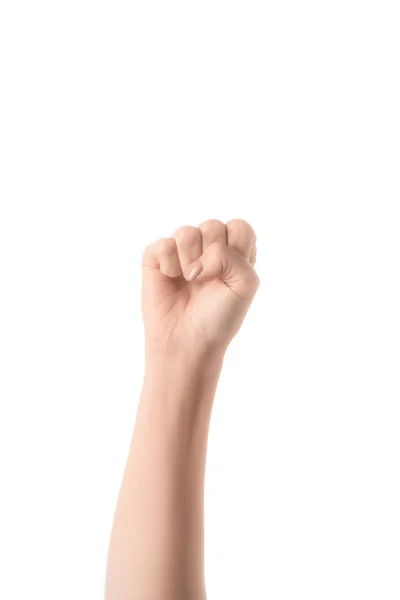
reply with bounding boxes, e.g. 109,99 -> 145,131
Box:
184,241 -> 260,300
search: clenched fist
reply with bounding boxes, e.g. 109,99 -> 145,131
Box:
141,218 -> 260,357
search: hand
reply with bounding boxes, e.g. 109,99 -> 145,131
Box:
141,218 -> 260,358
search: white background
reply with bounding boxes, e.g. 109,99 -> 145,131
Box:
1,1 -> 399,598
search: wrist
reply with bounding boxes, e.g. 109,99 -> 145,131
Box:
141,348 -> 225,411
144,345 -> 225,378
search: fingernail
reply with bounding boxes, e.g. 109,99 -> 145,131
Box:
186,263 -> 202,281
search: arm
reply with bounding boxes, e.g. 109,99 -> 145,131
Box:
105,219 -> 260,600
105,351 -> 224,600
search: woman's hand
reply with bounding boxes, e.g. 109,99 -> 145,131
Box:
141,218 -> 260,357
105,218 -> 261,600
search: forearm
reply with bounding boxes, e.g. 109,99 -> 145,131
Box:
105,350 -> 225,600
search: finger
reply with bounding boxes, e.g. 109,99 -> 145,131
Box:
141,237 -> 182,278
173,225 -> 202,273
185,242 -> 260,300
198,219 -> 227,253
249,243 -> 257,267
226,219 -> 256,262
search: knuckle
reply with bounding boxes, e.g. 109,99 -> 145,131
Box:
226,218 -> 256,240
208,240 -> 224,254
142,237 -> 176,267
157,237 -> 176,255
174,225 -> 200,243
142,239 -> 156,261
199,219 -> 225,233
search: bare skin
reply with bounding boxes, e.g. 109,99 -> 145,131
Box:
104,219 -> 260,600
